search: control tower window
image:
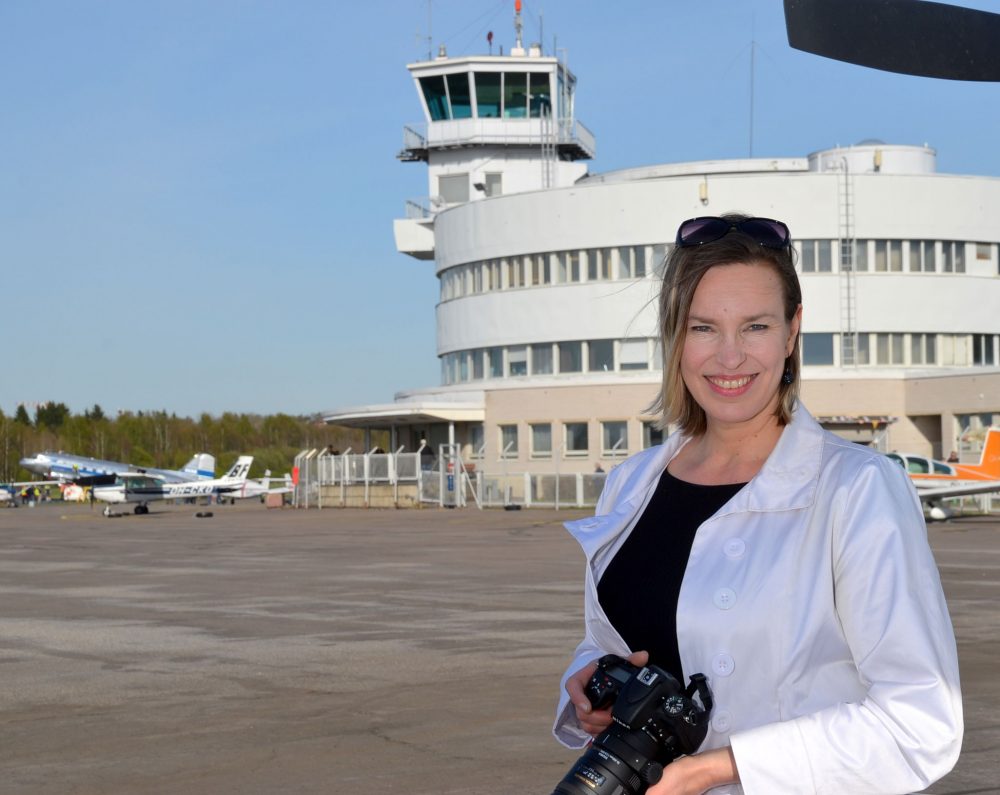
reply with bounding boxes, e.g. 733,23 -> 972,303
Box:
504,72 -> 528,118
448,73 -> 473,119
438,173 -> 469,204
420,75 -> 450,121
528,73 -> 551,118
475,72 -> 501,117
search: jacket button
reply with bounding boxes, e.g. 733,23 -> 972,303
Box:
711,653 -> 735,677
713,588 -> 737,610
724,538 -> 746,558
711,710 -> 733,732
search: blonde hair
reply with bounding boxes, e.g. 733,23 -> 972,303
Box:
649,213 -> 802,436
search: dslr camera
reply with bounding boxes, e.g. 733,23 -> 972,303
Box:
551,654 -> 713,795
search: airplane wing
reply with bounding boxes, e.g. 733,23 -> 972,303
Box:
916,481 -> 1000,502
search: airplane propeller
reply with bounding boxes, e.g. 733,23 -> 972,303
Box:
784,0 -> 1000,81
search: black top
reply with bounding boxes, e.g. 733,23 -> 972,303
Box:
597,470 -> 745,682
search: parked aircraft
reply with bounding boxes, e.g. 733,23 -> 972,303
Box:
888,428 -> 1000,519
19,451 -> 215,485
218,471 -> 293,504
93,456 -> 253,515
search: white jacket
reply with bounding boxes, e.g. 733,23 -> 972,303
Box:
553,404 -> 962,794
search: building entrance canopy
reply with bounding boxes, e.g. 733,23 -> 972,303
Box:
323,401 -> 484,430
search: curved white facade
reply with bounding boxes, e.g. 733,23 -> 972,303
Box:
329,46 -> 1000,470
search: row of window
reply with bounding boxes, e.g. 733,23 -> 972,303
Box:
442,338 -> 656,384
438,239 -> 998,302
469,420 -> 665,461
440,244 -> 665,300
420,70 -> 556,122
805,332 -> 998,367
441,333 -> 1000,384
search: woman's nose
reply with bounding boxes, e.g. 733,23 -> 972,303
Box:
716,335 -> 747,368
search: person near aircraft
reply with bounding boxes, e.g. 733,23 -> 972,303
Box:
553,214 -> 962,794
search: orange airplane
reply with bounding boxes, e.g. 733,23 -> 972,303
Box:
887,427 -> 1000,519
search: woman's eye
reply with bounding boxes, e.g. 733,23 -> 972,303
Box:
747,323 -> 769,332
690,325 -> 712,333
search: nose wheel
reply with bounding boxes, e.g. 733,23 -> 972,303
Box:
134,504 -> 149,515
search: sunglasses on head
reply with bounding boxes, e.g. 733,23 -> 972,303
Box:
675,216 -> 791,249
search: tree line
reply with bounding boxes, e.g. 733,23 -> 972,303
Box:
1,402 -> 379,482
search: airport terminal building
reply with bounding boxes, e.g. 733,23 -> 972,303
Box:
324,39 -> 1000,472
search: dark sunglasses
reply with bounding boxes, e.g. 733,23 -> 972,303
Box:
675,216 -> 791,249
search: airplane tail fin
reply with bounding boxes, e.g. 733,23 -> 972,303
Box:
223,456 -> 253,481
978,427 -> 1000,476
182,453 -> 216,480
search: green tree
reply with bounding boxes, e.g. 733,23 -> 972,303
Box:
35,401 -> 71,429
14,404 -> 32,426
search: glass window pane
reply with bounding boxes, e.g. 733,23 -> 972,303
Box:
588,339 -> 614,372
877,333 -> 890,364
634,246 -> 646,278
889,240 -> 902,271
528,73 -> 551,118
801,241 -> 815,272
620,339 -> 648,370
499,424 -> 518,457
446,73 -> 472,118
602,421 -> 627,455
475,72 -> 501,117
911,334 -> 923,364
439,174 -> 468,204
420,75 -> 450,120
891,333 -> 904,364
531,423 -> 552,456
472,349 -> 484,379
857,333 -> 870,365
855,240 -> 868,271
503,72 -> 528,118
559,341 -> 582,373
923,241 -> 936,272
508,345 -> 527,376
926,334 -> 936,364
484,172 -> 502,197
874,241 -> 887,272
617,247 -> 632,279
642,422 -> 664,449
818,240 -> 832,272
488,347 -> 504,378
531,344 -> 553,374
565,422 -> 589,453
802,333 -> 834,365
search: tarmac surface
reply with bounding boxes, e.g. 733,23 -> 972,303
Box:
0,501 -> 997,794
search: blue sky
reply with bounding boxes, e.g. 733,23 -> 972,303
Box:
3,0 -> 998,418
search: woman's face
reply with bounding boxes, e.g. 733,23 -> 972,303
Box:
681,261 -> 801,433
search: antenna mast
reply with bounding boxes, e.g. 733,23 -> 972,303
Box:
514,0 -> 524,51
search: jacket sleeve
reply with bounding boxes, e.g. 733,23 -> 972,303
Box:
551,465 -> 632,749
730,457 -> 963,794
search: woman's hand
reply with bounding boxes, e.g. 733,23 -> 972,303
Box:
564,650 -> 649,737
647,747 -> 739,795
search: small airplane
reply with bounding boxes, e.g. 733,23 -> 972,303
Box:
888,428 -> 1000,520
19,450 -> 216,486
93,456 -> 253,515
217,471 -> 293,504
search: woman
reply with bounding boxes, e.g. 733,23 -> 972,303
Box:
552,215 -> 962,794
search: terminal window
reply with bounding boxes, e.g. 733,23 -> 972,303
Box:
531,424 -> 552,458
602,422 -> 628,457
564,423 -> 589,456
802,333 -> 834,366
499,425 -> 519,458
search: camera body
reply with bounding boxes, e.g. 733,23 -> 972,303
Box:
551,655 -> 713,795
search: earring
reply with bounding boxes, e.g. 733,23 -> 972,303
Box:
782,366 -> 793,385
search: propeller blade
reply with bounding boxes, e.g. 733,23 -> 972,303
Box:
784,0 -> 1000,81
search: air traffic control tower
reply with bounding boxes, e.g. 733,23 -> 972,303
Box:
393,1 -> 595,260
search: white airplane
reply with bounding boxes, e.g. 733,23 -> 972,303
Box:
19,450 -> 216,485
217,471 -> 293,504
887,428 -> 1000,520
93,456 -> 253,515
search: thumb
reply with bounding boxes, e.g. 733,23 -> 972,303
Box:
627,649 -> 650,668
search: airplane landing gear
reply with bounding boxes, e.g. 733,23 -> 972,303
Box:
103,505 -> 112,517
134,504 -> 149,515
